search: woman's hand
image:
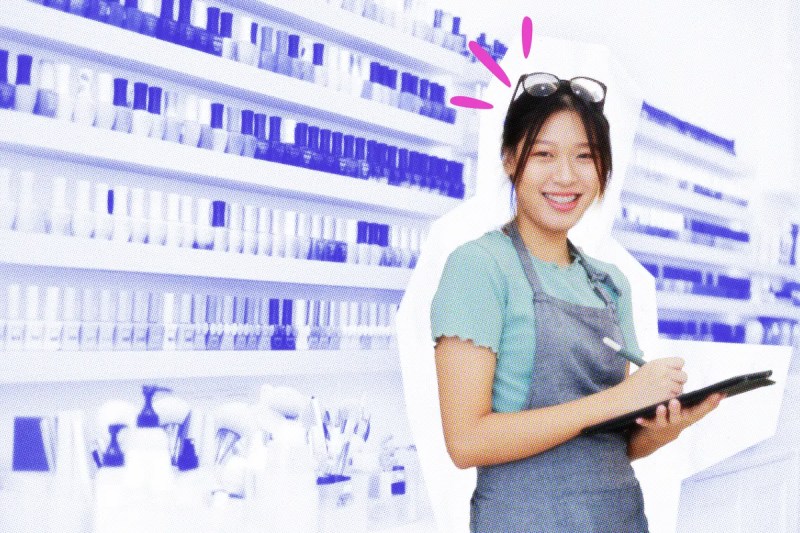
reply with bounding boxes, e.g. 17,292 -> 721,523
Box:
628,393 -> 725,459
615,357 -> 688,412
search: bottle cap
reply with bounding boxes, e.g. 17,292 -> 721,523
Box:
275,30 -> 289,55
159,0 -> 174,19
192,294 -> 207,324
268,298 -> 279,326
92,183 -> 108,214
234,296 -> 246,325
164,193 -> 179,222
99,289 -> 114,322
288,34 -> 300,59
112,78 -> 129,107
81,288 -> 98,322
345,219 -> 358,243
15,54 -> 33,85
210,102 -> 224,129
220,12 -> 233,39
137,385 -> 172,428
294,299 -> 308,327
133,291 -> 150,323
237,16 -> 253,42
433,8 -> 443,28
63,287 -> 78,322
331,132 -> 343,157
228,202 -> 243,230
195,198 -> 211,226
130,188 -> 146,219
307,126 -> 319,151
318,129 -> 331,155
183,94 -> 199,122
368,61 -> 379,84
312,43 -> 325,66
283,210 -> 297,237
147,86 -> 163,115
268,115 -> 281,142
296,212 -> 310,238
37,60 -> 56,92
112,185 -> 130,216
322,215 -> 335,240
271,208 -> 284,235
356,221 -> 368,244
0,50 -> 8,84
419,78 -> 429,100
204,295 -> 218,324
240,109 -> 254,135
177,0 -> 192,23
250,21 -> 258,45
294,122 -> 308,148
211,200 -> 226,228
132,82 -> 148,111
74,180 -> 91,212
400,72 -> 409,94
257,206 -> 271,233
281,118 -> 296,144
243,204 -> 257,232
259,26 -> 274,53
388,69 -> 398,91
145,190 -> 163,221
222,294 -> 234,324
55,63 -> 71,95
206,6 -> 220,35
452,16 -> 461,34
343,135 -> 355,159
192,0 -> 207,30
390,225 -> 400,248
399,225 -> 410,250
179,293 -> 193,324
51,176 -> 67,209
253,113 -> 267,141
334,217 -> 346,242
281,299 -> 292,326
43,286 -> 60,322
354,137 -> 366,160
162,292 -> 176,323
197,98 -> 212,126
116,290 -> 133,322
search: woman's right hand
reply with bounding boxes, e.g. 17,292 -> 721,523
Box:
615,358 -> 688,411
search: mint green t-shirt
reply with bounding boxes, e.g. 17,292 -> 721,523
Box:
431,230 -> 641,413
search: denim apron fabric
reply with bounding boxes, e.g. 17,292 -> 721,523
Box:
469,221 -> 649,533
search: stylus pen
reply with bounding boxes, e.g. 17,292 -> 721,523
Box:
602,337 -> 647,367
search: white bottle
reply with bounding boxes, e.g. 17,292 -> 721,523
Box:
16,171 -> 42,233
79,288 -> 100,351
195,198 -> 214,250
296,212 -> 312,260
42,286 -> 63,351
61,287 -> 81,351
162,293 -> 178,351
0,168 -> 16,231
72,68 -> 97,126
256,206 -> 272,256
23,285 -> 44,350
48,176 -> 71,236
271,208 -> 286,258
197,98 -> 214,150
147,190 -> 167,246
114,289 -> 134,351
112,185 -> 132,242
294,299 -> 310,351
5,284 -> 25,351
176,292 -> 195,350
131,290 -> 150,351
129,187 -> 148,244
242,204 -> 258,255
283,210 -> 298,259
96,289 -> 116,351
54,62 -> 74,121
236,17 -> 258,66
130,82 -> 152,137
179,194 -> 196,248
227,202 -> 244,253
181,94 -> 201,147
71,180 -> 94,239
95,72 -> 116,130
93,182 -> 113,240
164,193 -> 183,247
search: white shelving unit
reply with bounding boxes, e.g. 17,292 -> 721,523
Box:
614,230 -> 747,269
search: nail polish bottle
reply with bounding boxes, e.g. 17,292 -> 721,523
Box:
219,294 -> 235,351
344,219 -> 359,264
111,289 -> 133,352
267,115 -> 284,162
252,296 -> 267,350
270,207 -> 285,258
309,214 -> 323,261
398,73 -> 411,112
250,112 -> 268,160
258,25 -> 276,72
339,135 -> 355,177
328,131 -> 343,175
332,217 -> 347,263
356,221 -> 370,265
220,12 -> 235,60
388,69 -> 400,108
93,72 -> 115,129
0,50 -> 15,109
53,62 -> 74,121
174,195 -> 193,248
14,55 -> 36,114
163,192 -> 182,246
112,77 -> 132,133
244,297 -> 260,349
205,295 -> 222,350
78,288 -> 99,351
191,1 -> 210,53
418,78 -> 430,118
192,293 -> 208,350
240,110 -> 257,158
157,0 -> 178,43
282,210 -> 299,259
278,34 -> 298,77
450,161 -> 465,199
377,143 -> 391,184
47,176 -> 71,236
336,301 -> 350,350
138,0 -> 159,36
256,207 -> 272,256
389,225 -> 402,267
197,98 -> 214,149
4,285 -> 24,351
309,42 -> 327,87
224,105 -> 244,156
209,102 -> 228,152
295,212 -> 311,260
131,81 -> 152,136
319,129 -> 335,173
210,200 -> 228,251
233,296 -> 248,350
282,298 -> 295,350
301,37 -> 316,81
288,122 -> 307,167
361,61 -> 377,101
335,48 -> 352,95
16,172 -> 43,234
262,298 -> 278,350
410,75 -> 423,113
34,60 -> 58,118
194,197 -> 213,250
162,90 -> 182,142
304,126 -> 323,170
142,191 -> 164,246
71,68 -> 97,126
320,300 -> 333,350
61,287 -> 81,351
41,286 -> 63,351
372,223 -> 386,265
307,299 -> 320,350
325,300 -> 337,349
395,148 -> 409,188
241,204 -> 257,255
181,94 -> 201,147
95,288 -> 115,351
386,145 -> 401,186
131,290 -> 150,350
144,86 -> 165,140
130,188 -> 148,243
226,202 -> 243,253
124,0 -> 144,33
162,292 -> 178,351
23,285 -> 44,350
71,180 -> 93,238
176,292 -> 195,349
349,301 -> 362,350
205,6 -> 223,56
176,0 -> 195,49
106,0 -> 127,28
293,299 -> 309,351
0,169 -> 13,231
111,185 -> 132,242
236,17 -> 258,66
355,137 -> 371,179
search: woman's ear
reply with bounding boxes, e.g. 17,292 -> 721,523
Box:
502,148 -> 516,178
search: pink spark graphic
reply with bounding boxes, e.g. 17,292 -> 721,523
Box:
522,17 -> 533,58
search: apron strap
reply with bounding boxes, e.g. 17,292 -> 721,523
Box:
504,220 -> 545,294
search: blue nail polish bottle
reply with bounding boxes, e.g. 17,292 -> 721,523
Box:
365,140 -> 378,179
206,6 -> 223,56
268,298 -> 282,350
0,50 -> 15,110
282,299 -> 295,350
112,77 -> 133,133
419,79 -> 431,118
157,0 -> 178,42
177,0 -> 195,49
341,134 -> 356,177
240,109 -> 257,158
124,0 -> 144,33
253,113 -> 268,160
386,145 -> 399,186
106,0 -> 127,28
288,122 -> 308,167
328,131 -> 342,175
397,148 -> 410,188
355,137 -> 369,179
304,125 -> 321,170
267,115 -> 284,163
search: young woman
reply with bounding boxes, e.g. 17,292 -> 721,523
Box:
431,73 -> 724,532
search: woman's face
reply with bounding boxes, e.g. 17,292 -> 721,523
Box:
505,109 -> 601,240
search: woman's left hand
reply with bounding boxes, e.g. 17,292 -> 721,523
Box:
634,393 -> 725,446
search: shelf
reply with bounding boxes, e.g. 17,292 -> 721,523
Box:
0,349 -> 399,384
656,292 -> 800,320
613,230 -> 750,269
0,111 -> 461,218
751,262 -> 800,282
225,0 -> 476,80
622,174 -> 748,221
0,231 -> 412,291
0,0 -> 459,147
634,120 -> 740,176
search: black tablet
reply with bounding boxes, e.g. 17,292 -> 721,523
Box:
581,370 -> 775,435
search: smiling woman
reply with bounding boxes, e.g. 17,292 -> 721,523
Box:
430,73 -> 723,532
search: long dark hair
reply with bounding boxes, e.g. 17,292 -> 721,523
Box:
502,86 -> 612,196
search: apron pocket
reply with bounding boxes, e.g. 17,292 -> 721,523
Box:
556,485 -> 649,533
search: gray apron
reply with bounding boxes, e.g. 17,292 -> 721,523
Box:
470,221 -> 649,533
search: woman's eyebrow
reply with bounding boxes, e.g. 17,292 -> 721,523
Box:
532,140 -> 592,147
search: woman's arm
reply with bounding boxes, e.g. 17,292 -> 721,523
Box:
435,335 -> 688,469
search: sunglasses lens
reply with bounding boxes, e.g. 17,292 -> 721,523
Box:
522,73 -> 559,98
570,78 -> 605,103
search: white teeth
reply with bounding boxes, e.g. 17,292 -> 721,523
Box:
544,194 -> 578,204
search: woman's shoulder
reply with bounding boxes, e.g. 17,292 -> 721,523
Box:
447,229 -> 516,266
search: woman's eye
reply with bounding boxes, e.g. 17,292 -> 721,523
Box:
577,152 -> 594,159
532,151 -> 552,158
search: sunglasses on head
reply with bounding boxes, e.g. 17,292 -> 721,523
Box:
509,73 -> 607,112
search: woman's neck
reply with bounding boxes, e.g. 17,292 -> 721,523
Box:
514,216 -> 572,267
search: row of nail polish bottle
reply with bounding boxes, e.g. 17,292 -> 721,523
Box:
360,62 -> 455,124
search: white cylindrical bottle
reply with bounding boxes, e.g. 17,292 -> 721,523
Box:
61,287 -> 81,351
164,193 -> 183,247
256,206 -> 272,256
5,284 -> 25,351
49,176 -> 71,236
72,68 -> 97,126
0,168 -> 16,231
42,286 -> 63,351
181,94 -> 201,147
195,198 -> 213,250
112,185 -> 132,242
130,187 -> 148,244
283,210 -> 299,259
227,202 -> 244,254
148,190 -> 167,246
16,171 -> 42,234
242,204 -> 258,255
71,180 -> 93,239
180,195 -> 196,249
271,208 -> 286,258
97,289 -> 118,351
297,212 -> 312,261
23,285 -> 44,350
114,289 -> 134,351
93,182 -> 113,240
162,292 -> 178,351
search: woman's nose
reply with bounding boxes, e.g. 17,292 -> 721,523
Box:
551,156 -> 578,185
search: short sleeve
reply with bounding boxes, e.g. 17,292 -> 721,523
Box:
430,243 -> 506,355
